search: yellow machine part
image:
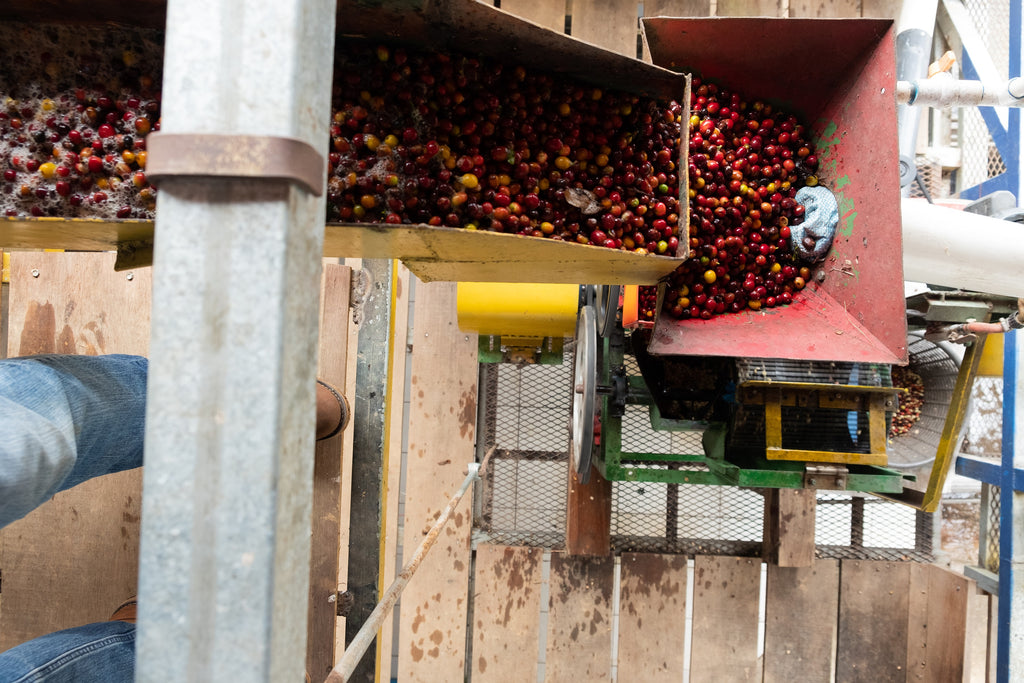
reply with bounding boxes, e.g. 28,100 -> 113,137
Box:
977,333 -> 1004,376
456,282 -> 580,337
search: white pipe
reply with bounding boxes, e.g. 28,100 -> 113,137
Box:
902,198 -> 1024,298
897,76 -> 1024,108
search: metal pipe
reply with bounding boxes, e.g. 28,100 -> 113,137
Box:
895,0 -> 940,189
897,76 -> 1024,108
325,454 -> 490,683
902,198 -> 1024,298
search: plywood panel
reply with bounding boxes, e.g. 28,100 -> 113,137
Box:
644,0 -> 712,16
616,553 -> 688,683
788,0 -> 860,17
689,555 -> 761,682
716,0 -> 782,17
762,488 -> 816,567
837,560 -> 911,683
0,251 -> 150,650
763,561 -> 839,682
307,264 -> 352,681
471,545 -> 543,682
396,280 -> 478,682
571,0 -> 640,57
566,462 -> 611,556
906,564 -> 971,682
500,0 -> 568,32
545,553 -> 614,679
861,0 -> 901,18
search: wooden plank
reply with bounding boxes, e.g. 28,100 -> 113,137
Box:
396,280 -> 478,683
545,553 -> 615,679
689,555 -> 762,682
762,488 -> 816,567
788,0 -> 860,17
571,0 -> 640,57
566,463 -> 611,556
471,545 -> 544,682
0,251 -> 150,650
376,262 -> 412,681
643,0 -> 712,16
616,553 -> 688,683
906,564 -> 971,682
499,0 -> 568,32
716,0 -> 782,17
861,0 -> 902,18
307,264 -> 352,681
763,560 -> 839,683
837,560 -> 911,683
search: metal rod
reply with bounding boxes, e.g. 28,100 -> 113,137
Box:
325,449 -> 494,683
896,77 -> 1024,107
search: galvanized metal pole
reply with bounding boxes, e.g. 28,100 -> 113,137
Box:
135,1 -> 335,681
999,329 -> 1024,682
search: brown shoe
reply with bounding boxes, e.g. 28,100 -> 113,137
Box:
109,597 -> 137,624
316,380 -> 350,441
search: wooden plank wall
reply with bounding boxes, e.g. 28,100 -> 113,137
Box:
0,252 -> 149,650
395,280 -> 479,682
492,0 -> 905,64
467,549 -> 978,682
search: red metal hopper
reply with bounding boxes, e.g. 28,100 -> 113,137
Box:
642,17 -> 907,365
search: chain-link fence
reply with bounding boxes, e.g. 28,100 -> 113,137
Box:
476,344 -> 933,562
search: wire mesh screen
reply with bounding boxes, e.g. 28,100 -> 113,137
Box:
477,355 -> 572,549
962,376 -> 1004,457
984,483 -> 1001,572
958,0 -> 1011,189
476,343 -> 933,561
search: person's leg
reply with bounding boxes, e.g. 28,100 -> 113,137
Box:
0,354 -> 148,529
0,621 -> 134,683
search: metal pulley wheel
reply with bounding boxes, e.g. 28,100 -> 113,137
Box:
572,304 -> 598,483
596,284 -> 621,338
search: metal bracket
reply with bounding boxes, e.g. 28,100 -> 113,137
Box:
804,464 -> 849,490
146,132 -> 326,196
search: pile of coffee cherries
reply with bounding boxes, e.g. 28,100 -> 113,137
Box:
641,78 -> 820,321
328,42 -> 684,255
0,25 -> 162,220
2,26 -> 821,320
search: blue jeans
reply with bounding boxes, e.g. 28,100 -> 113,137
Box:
0,354 -> 147,682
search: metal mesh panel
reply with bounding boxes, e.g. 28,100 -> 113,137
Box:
477,356 -> 572,549
907,154 -> 948,200
958,0 -> 1011,188
984,484 -> 1001,572
815,492 -> 933,562
476,343 -> 932,561
962,376 -> 1004,457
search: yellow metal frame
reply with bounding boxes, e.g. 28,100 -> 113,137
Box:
739,381 -> 902,467
875,335 -> 986,512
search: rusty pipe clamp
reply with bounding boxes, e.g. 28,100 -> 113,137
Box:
145,132 -> 325,196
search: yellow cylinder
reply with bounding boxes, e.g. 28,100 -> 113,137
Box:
456,282 -> 581,337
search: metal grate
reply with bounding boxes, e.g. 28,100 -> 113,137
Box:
982,483 -> 1001,572
958,0 -> 1011,189
476,343 -> 933,561
962,376 -> 1004,457
476,355 -> 572,549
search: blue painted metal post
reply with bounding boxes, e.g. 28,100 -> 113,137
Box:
998,329 -> 1023,682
